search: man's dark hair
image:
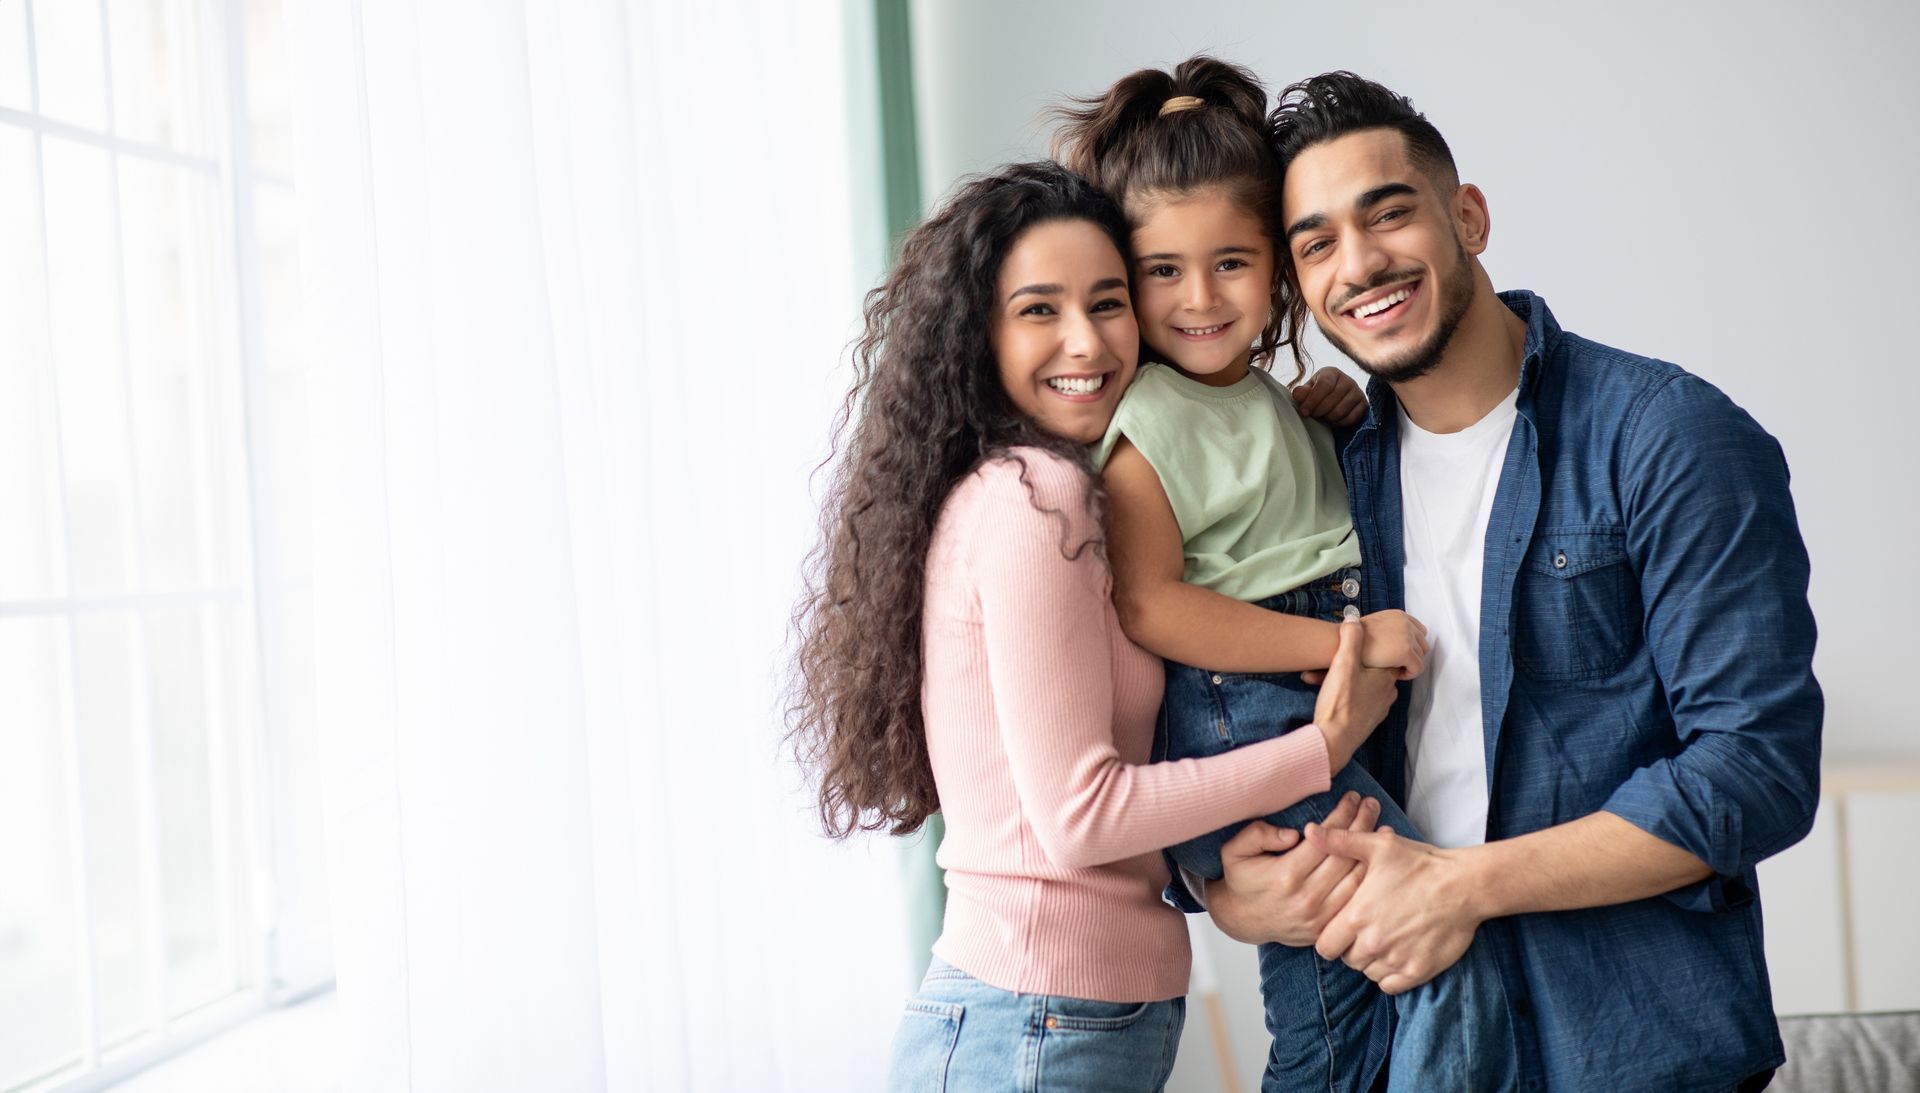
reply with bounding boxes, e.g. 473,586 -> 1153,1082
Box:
1266,73 -> 1461,366
1267,71 -> 1458,192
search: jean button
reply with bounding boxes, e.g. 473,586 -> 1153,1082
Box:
1044,1016 -> 1058,1030
1341,604 -> 1362,621
1210,674 -> 1223,685
1341,576 -> 1361,599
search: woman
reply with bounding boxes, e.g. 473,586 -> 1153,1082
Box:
788,161 -> 1394,1091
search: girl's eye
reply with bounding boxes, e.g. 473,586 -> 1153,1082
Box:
1147,264 -> 1178,278
1218,258 -> 1248,272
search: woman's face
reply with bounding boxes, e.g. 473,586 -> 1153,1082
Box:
989,219 -> 1138,444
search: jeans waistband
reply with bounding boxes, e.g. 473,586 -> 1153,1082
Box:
1252,565 -> 1363,622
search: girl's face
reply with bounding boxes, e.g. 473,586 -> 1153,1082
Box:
989,219 -> 1139,444
1129,186 -> 1275,388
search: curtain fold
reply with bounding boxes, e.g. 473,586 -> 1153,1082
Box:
285,1 -> 911,1088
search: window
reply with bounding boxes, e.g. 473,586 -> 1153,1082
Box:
0,1 -> 321,1088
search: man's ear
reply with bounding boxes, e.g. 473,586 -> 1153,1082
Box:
1453,183 -> 1491,255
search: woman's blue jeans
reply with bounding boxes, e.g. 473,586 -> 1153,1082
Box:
1160,566 -> 1518,1093
887,958 -> 1185,1092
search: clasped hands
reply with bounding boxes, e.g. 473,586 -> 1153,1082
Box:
1209,618 -> 1485,996
1209,793 -> 1485,996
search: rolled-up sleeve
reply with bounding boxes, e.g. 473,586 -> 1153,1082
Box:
1603,374 -> 1824,912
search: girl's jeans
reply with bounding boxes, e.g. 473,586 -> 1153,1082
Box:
887,957 -> 1185,1093
1161,566 -> 1518,1093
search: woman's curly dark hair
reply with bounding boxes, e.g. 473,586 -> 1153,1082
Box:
787,162 -> 1133,838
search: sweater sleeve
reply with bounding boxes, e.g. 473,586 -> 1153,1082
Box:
966,451 -> 1330,871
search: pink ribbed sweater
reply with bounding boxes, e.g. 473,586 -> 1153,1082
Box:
922,450 -> 1332,1003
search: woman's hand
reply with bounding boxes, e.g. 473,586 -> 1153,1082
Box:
1292,368 -> 1368,428
1315,619 -> 1401,770
1360,609 -> 1429,680
1207,791 -> 1384,947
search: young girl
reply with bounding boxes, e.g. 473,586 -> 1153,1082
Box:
788,161 -> 1396,1091
1056,58 -> 1517,1092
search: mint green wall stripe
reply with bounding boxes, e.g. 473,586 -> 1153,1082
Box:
871,0 -> 944,986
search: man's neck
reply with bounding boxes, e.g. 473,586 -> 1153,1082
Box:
1391,276 -> 1526,434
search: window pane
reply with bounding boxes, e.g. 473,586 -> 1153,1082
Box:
34,0 -> 110,131
255,182 -> 310,581
0,126 -> 67,600
73,610 -> 154,1048
0,618 -> 85,1088
109,0 -> 210,154
42,137 -> 136,596
244,0 -> 292,177
120,156 -> 238,590
0,0 -> 31,111
147,605 -> 238,1015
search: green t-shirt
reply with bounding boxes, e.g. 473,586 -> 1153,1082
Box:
1093,362 -> 1360,602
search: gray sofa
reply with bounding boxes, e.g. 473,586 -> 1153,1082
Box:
1773,1012 -> 1920,1092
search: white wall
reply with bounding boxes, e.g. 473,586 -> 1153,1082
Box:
909,0 -> 1919,760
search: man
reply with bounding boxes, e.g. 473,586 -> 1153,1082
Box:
1206,72 -> 1823,1091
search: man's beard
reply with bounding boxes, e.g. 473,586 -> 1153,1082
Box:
1317,245 -> 1474,384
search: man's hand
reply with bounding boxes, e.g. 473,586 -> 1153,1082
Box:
1292,367 -> 1368,427
1305,825 -> 1485,995
1207,791 -> 1382,947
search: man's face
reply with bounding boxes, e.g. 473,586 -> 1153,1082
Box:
1282,129 -> 1480,383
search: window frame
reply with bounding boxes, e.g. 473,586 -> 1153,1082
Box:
2,0 -> 323,1088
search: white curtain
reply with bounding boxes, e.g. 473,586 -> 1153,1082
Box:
283,1 -> 911,1088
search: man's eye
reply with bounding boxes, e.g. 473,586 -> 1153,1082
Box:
1376,208 -> 1407,225
1302,240 -> 1331,258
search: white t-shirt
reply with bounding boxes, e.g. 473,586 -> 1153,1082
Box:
1398,388 -> 1519,849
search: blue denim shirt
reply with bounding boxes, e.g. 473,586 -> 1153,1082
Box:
1344,291 -> 1823,1091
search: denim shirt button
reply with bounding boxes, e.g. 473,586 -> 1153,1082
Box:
1553,551 -> 1568,569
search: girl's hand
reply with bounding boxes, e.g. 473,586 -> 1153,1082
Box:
1314,620 -> 1401,770
1360,609 -> 1429,680
1292,368 -> 1368,428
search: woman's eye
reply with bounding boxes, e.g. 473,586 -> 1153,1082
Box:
1020,303 -> 1056,317
1092,298 -> 1127,313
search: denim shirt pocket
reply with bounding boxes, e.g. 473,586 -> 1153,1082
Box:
1513,526 -> 1639,682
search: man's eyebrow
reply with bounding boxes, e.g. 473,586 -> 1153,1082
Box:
1284,183 -> 1420,242
1284,213 -> 1327,243
1357,182 -> 1418,209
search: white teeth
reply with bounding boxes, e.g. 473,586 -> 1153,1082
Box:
1178,323 -> 1227,336
1352,288 -> 1411,318
1046,374 -> 1107,396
